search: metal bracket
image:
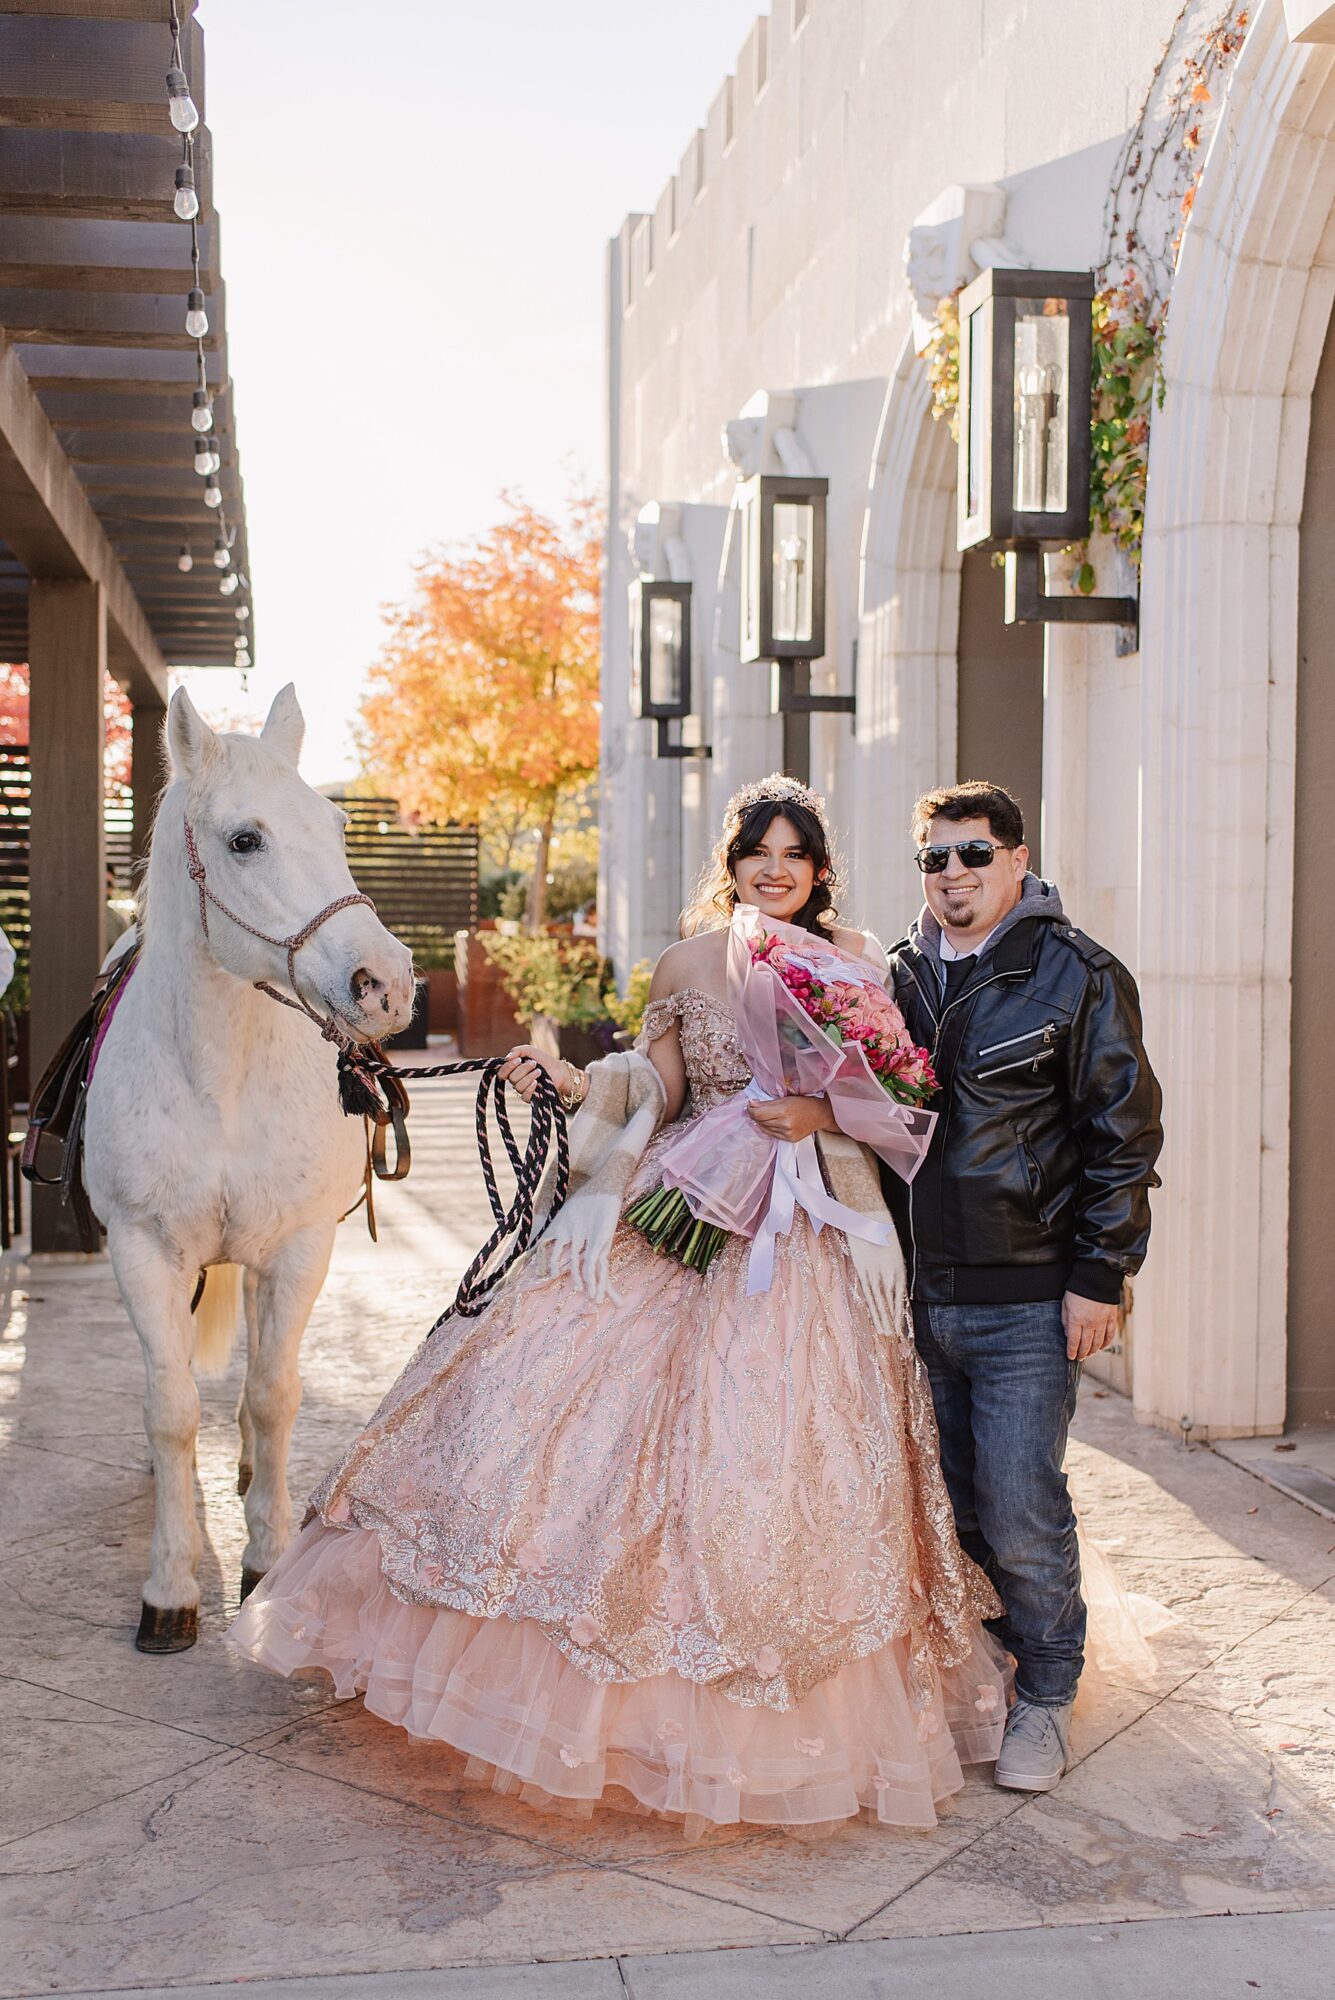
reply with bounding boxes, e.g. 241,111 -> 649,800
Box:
1004,545 -> 1139,655
770,660 -> 857,718
654,720 -> 711,760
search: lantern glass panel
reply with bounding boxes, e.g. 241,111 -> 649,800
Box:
740,488 -> 759,658
1012,303 -> 1070,514
966,304 -> 987,523
771,500 -> 815,645
647,595 -> 684,708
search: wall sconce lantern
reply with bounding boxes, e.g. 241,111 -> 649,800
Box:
630,579 -> 710,760
735,472 -> 852,781
738,474 -> 829,664
956,266 -> 1137,646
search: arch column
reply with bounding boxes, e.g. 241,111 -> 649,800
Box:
855,338 -> 961,942
1135,3 -> 1335,1435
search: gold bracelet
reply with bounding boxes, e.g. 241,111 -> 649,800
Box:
559,1059 -> 587,1111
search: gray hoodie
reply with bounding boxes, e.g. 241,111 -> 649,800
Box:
909,874 -> 1067,990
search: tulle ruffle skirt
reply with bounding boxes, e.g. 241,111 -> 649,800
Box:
230,1518 -> 1010,1833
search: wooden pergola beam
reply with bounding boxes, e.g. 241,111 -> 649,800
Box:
0,15 -> 205,131
0,130 -> 213,222
0,338 -> 167,703
0,287 -> 223,348
0,4 -> 198,25
0,214 -> 217,286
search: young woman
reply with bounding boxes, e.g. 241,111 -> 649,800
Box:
229,776 -> 1007,1833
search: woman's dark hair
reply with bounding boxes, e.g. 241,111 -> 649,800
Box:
681,794 -> 841,936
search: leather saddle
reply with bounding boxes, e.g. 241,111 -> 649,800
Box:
21,944 -> 140,1254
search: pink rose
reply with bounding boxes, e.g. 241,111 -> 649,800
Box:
974,1685 -> 1000,1714
829,1588 -> 858,1623
514,1540 -> 544,1576
559,1745 -> 583,1768
753,1645 -> 782,1680
796,1735 -> 825,1757
727,1766 -> 747,1788
570,1613 -> 599,1646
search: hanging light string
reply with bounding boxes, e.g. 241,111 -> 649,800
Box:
167,5 -> 250,670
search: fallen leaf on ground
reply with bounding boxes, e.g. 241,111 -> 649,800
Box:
1273,1442 -> 1297,1453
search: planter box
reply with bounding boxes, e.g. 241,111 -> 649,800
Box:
426,967 -> 458,1034
454,929 -> 524,1057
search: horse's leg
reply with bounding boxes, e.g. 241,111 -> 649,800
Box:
235,1270 -> 260,1496
106,1217 -> 204,1653
239,1220 -> 335,1599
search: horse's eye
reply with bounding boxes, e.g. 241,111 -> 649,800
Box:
228,830 -> 262,856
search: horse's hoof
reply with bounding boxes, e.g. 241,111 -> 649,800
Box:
239,1565 -> 265,1602
135,1602 -> 199,1654
236,1462 -> 253,1497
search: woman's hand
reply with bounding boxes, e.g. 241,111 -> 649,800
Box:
747,1095 -> 838,1143
499,1045 -> 563,1104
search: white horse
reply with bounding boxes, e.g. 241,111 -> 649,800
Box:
84,684 -> 415,1653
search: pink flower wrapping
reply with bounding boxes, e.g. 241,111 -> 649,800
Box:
657,907 -> 938,1245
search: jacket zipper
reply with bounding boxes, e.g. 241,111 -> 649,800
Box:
977,1021 -> 1060,1058
978,1047 -> 1058,1081
901,961 -> 1024,1293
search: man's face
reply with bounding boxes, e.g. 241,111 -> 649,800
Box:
919,814 -> 1028,939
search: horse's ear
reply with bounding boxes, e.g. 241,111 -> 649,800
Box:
261,683 -> 305,767
166,686 -> 219,779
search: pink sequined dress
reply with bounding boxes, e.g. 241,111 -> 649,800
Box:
228,987 -> 1009,1832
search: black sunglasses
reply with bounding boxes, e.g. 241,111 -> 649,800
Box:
915,839 -> 1011,875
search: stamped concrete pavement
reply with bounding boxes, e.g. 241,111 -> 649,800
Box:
1,1067 -> 1332,1997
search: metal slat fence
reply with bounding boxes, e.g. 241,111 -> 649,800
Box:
338,797 -> 478,968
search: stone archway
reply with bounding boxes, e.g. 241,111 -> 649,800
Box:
855,337 -> 961,942
1134,1 -> 1335,1436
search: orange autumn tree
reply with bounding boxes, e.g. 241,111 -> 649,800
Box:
358,492 -> 601,931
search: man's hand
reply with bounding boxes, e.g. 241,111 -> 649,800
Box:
747,1095 -> 838,1144
1062,1289 -> 1120,1361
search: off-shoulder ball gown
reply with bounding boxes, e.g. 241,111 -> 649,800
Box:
228,988 -> 1013,1833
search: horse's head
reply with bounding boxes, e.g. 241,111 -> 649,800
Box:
165,684 -> 416,1042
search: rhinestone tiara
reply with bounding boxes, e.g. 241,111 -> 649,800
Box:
724,773 -> 828,826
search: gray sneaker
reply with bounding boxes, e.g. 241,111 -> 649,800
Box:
994,1697 -> 1074,1792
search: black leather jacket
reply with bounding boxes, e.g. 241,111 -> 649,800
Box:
883,904 -> 1163,1306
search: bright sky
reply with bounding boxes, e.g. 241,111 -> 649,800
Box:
185,0 -> 760,784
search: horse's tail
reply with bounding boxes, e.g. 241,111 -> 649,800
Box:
193,1263 -> 243,1377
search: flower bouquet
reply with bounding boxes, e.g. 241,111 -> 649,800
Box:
626,906 -> 937,1288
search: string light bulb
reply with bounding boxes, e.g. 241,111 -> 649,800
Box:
173,164 -> 199,220
204,478 -> 222,508
166,66 -> 200,134
177,544 -> 194,574
185,287 -> 208,338
234,604 -> 250,623
212,536 -> 231,570
193,435 -> 218,475
191,388 -> 213,432
219,572 -> 239,596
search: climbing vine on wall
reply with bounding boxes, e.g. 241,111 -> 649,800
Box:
920,2 -> 1250,586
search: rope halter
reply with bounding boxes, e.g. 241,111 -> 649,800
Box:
183,814 -> 375,1049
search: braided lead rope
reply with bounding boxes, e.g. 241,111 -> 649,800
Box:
183,816 -> 371,1046
181,820 -> 572,1318
353,1053 -> 571,1322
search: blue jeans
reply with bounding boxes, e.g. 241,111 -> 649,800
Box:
914,1299 -> 1085,1707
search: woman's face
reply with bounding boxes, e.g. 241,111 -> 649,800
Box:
731,813 -> 820,923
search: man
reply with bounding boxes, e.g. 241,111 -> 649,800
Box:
883,780 -> 1163,1792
